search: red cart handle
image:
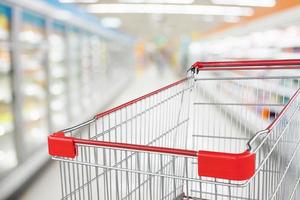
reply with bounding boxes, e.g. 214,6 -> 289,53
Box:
48,132 -> 255,181
191,59 -> 300,71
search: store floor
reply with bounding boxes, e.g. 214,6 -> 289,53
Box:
17,65 -> 179,200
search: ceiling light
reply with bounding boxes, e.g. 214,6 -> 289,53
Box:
119,0 -> 194,4
59,0 -> 98,3
87,4 -> 254,16
212,0 -> 276,7
101,17 -> 122,29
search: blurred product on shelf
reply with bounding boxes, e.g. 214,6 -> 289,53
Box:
20,12 -> 48,157
189,26 -> 300,61
0,4 -> 17,179
67,28 -> 82,122
48,22 -> 67,131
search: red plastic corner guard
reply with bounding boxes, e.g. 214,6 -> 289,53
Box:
48,132 -> 77,158
198,150 -> 255,181
191,61 -> 204,68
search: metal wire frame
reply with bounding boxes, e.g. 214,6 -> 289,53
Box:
51,63 -> 300,200
54,78 -> 194,200
190,70 -> 300,199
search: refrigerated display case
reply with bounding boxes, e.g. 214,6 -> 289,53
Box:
0,1 -> 134,199
68,28 -> 82,123
89,35 -> 103,106
48,22 -> 68,131
0,4 -> 17,178
19,12 -> 48,156
81,33 -> 92,115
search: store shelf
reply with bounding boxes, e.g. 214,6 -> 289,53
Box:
224,71 -> 297,99
48,23 -> 67,131
199,84 -> 269,133
0,3 -> 16,181
189,12 -> 300,128
0,14 -> 10,74
0,73 -> 132,200
0,0 -> 135,198
67,30 -> 82,122
19,12 -> 49,159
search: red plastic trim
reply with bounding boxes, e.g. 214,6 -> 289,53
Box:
48,132 -> 77,158
95,78 -> 188,119
48,133 -> 197,157
192,59 -> 300,71
267,88 -> 300,131
74,138 -> 198,157
198,150 -> 255,181
48,133 -> 256,180
192,59 -> 300,67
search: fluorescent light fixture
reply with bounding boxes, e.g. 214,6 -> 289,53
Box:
101,17 -> 122,29
119,0 -> 194,4
87,4 -> 254,16
59,0 -> 98,3
212,0 -> 276,7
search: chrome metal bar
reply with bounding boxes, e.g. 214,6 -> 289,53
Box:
195,76 -> 300,81
194,103 -> 285,107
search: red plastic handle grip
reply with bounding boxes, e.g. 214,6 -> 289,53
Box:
48,132 -> 77,158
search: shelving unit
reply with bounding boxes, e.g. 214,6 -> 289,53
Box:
90,35 -> 102,107
0,1 -> 135,199
19,12 -> 48,156
188,6 -> 300,130
0,4 -> 17,178
81,33 -> 92,115
48,22 -> 67,131
67,28 -> 82,123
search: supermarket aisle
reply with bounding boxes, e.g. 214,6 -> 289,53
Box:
17,65 -> 179,200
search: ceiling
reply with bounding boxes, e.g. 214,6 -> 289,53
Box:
89,13 -> 224,39
61,0 -> 275,40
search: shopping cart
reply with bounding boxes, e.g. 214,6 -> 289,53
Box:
48,59 -> 300,200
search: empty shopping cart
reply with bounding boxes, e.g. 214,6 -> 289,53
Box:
49,59 -> 300,200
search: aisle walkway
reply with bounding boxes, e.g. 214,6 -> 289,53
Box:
18,66 -> 179,200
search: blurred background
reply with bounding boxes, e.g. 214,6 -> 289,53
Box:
0,0 -> 300,199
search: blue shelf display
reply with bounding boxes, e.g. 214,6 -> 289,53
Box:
22,11 -> 45,28
0,3 -> 11,19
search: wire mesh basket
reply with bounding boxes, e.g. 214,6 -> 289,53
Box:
49,59 -> 300,200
